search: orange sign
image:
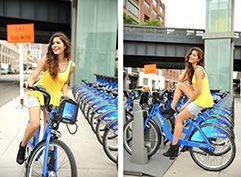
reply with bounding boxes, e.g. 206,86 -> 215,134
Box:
144,64 -> 157,74
7,24 -> 34,43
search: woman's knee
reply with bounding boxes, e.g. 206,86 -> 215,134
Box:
29,121 -> 40,130
176,82 -> 185,89
175,115 -> 185,124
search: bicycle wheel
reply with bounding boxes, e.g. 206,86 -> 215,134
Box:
26,139 -> 77,177
102,126 -> 118,163
123,117 -> 161,159
95,119 -> 106,145
189,123 -> 236,171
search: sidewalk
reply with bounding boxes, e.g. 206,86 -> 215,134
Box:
0,94 -> 116,177
125,97 -> 241,177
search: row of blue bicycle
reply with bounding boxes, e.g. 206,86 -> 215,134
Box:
72,74 -> 118,164
124,87 -> 236,171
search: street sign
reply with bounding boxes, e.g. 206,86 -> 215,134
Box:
144,64 -> 157,74
7,24 -> 34,43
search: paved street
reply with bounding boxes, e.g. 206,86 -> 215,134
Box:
0,74 -> 30,106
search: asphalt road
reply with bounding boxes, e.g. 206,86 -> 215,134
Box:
0,74 -> 27,107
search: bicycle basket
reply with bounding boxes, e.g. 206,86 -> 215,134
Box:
57,98 -> 78,124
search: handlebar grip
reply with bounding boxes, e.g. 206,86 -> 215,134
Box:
23,83 -> 36,90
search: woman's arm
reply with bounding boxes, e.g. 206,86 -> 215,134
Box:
61,62 -> 76,97
25,56 -> 47,86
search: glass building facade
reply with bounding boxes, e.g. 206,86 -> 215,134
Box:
204,0 -> 234,92
72,0 -> 117,84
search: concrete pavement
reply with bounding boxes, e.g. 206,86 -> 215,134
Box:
125,97 -> 241,177
0,93 -> 117,177
1,93 -> 240,177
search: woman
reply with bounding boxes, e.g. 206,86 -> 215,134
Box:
162,47 -> 214,159
16,32 -> 76,164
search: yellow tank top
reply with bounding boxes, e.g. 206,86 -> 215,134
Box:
192,66 -> 214,108
29,60 -> 72,106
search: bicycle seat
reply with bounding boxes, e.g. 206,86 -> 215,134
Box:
210,89 -> 221,93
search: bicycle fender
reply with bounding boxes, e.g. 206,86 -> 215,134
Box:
190,123 -> 233,142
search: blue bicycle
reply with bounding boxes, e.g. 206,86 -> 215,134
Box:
124,90 -> 236,171
25,86 -> 78,177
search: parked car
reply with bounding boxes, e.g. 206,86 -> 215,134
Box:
0,68 -> 8,75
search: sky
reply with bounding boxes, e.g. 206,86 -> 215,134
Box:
161,0 -> 241,31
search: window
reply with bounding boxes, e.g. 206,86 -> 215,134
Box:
127,0 -> 139,17
143,78 -> 148,85
144,14 -> 149,21
152,80 -> 156,90
160,6 -> 163,14
152,0 -> 157,8
144,1 -> 150,12
152,9 -> 157,18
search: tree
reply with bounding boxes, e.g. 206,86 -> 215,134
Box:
141,19 -> 160,27
123,13 -> 138,25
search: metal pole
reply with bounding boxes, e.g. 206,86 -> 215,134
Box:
19,43 -> 24,108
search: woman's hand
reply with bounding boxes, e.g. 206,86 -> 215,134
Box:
23,80 -> 33,89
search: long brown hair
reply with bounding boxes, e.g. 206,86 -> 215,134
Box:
46,32 -> 71,79
183,47 -> 204,84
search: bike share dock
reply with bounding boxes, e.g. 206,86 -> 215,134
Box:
124,100 -> 174,177
125,97 -> 241,177
0,91 -> 116,177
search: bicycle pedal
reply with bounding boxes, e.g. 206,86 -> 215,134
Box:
164,139 -> 169,146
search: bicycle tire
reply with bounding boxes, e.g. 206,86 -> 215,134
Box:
189,123 -> 236,171
102,126 -> 118,163
95,118 -> 106,145
25,139 -> 77,177
123,117 -> 161,159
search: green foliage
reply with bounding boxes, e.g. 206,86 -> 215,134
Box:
123,13 -> 138,25
141,19 -> 160,27
123,12 -> 161,27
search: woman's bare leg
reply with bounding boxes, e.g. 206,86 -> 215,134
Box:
171,82 -> 194,109
171,108 -> 193,145
21,106 -> 41,146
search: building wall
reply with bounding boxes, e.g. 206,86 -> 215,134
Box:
124,0 -> 166,26
0,40 -> 19,72
139,70 -> 165,91
162,69 -> 182,88
140,0 -> 165,25
0,40 -> 44,73
123,0 -> 140,23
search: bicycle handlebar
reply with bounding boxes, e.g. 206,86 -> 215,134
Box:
24,84 -> 51,109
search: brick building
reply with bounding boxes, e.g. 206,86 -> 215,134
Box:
123,0 -> 165,26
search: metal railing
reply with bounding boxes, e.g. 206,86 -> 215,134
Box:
124,25 -> 241,38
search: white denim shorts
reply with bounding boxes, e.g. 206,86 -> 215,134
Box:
28,95 -> 40,108
187,101 -> 203,115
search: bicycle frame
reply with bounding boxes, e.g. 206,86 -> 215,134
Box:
144,103 -> 215,152
27,109 -> 58,176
